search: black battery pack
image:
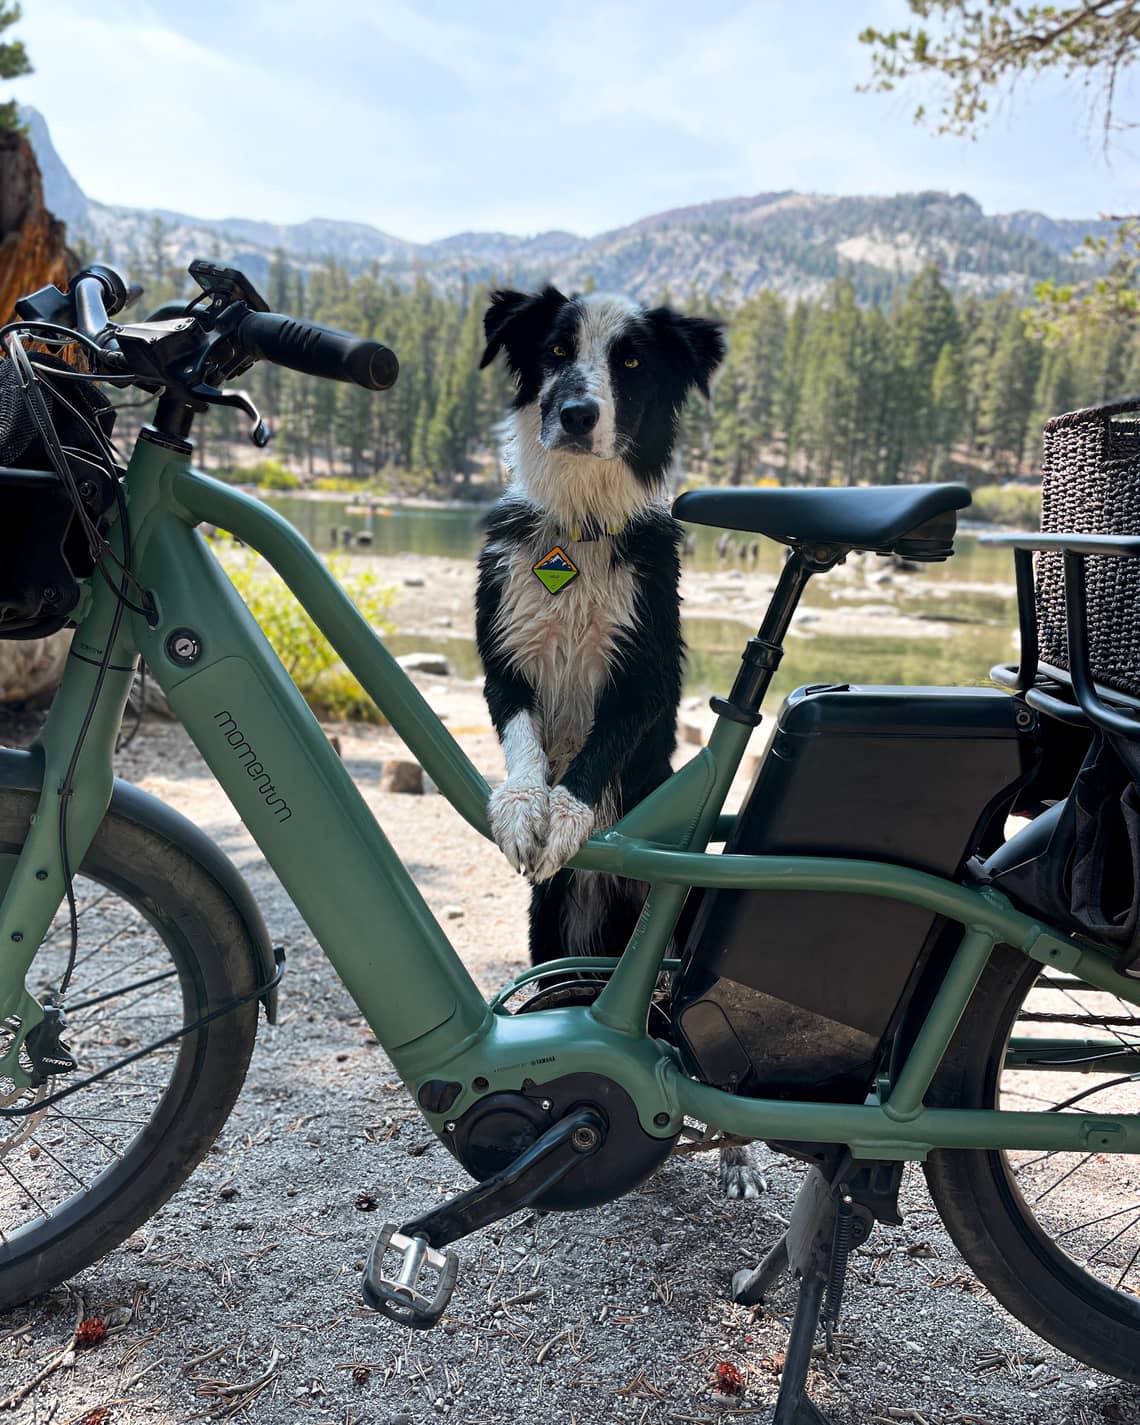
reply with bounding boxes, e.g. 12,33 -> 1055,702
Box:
672,684 -> 1034,1102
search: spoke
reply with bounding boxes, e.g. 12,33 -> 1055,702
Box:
1089,1210 -> 1140,1265
1109,991 -> 1140,1024
40,890 -> 112,940
1050,1072 -> 1140,1114
66,968 -> 178,1013
1056,987 -> 1137,1055
1010,1144 -> 1069,1173
60,943 -> 160,1007
62,926 -> 133,979
1001,1086 -> 1066,1108
0,1157 -> 51,1219
83,976 -> 181,1025
1055,1200 -> 1140,1241
25,1134 -> 90,1191
47,1107 -> 123,1159
1031,1152 -> 1095,1205
50,1112 -> 149,1127
1113,1235 -> 1140,1290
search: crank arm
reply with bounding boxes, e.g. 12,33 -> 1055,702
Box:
361,1107 -> 605,1329
408,1106 -> 606,1250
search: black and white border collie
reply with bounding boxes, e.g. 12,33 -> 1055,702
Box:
475,286 -> 766,1198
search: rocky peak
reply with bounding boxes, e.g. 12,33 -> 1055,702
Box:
0,125 -> 73,323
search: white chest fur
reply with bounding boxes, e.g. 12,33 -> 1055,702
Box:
491,537 -> 637,778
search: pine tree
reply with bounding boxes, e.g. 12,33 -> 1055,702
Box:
893,266 -> 961,475
978,310 -> 1042,474
930,340 -> 967,476
779,301 -> 811,480
0,2 -> 30,132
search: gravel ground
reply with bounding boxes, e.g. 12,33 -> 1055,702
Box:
3,675 -> 1139,1425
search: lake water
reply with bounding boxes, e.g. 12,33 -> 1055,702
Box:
263,493 -> 1020,704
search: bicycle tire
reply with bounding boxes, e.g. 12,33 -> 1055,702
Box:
0,787 -> 260,1313
925,940 -> 1140,1382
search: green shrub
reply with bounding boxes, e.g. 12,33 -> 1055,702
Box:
306,667 -> 388,723
245,459 -> 302,490
971,484 -> 1042,528
222,548 -> 394,722
311,475 -> 367,493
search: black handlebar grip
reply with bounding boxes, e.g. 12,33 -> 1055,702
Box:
236,310 -> 399,391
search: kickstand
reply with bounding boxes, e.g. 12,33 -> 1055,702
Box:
772,1271 -> 830,1425
730,1163 -> 884,1425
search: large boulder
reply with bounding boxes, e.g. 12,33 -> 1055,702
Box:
0,632 -> 71,705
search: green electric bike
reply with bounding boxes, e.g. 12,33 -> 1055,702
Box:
2,261 -> 1139,1424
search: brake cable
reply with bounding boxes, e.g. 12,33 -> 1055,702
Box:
3,332 -> 150,998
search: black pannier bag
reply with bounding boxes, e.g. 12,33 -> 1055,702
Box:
672,685 -> 1036,1102
985,733 -> 1140,968
0,353 -> 118,639
983,395 -> 1140,972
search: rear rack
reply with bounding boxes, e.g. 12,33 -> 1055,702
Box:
982,533 -> 1140,740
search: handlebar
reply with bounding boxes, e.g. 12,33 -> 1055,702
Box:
12,260 -> 401,445
235,311 -> 399,391
71,265 -> 129,342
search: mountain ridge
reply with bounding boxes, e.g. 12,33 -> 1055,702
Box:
22,106 -> 1114,306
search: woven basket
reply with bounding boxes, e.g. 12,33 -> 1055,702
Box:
1037,395 -> 1140,700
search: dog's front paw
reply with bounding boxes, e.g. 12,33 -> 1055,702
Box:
488,781 -> 549,875
719,1144 -> 769,1200
530,785 -> 595,883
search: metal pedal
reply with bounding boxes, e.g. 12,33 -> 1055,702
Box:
361,1224 -> 459,1329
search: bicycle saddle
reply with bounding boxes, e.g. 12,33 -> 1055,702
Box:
673,483 -> 972,560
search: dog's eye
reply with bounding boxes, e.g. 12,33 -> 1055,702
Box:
550,344 -> 568,358
624,356 -> 640,369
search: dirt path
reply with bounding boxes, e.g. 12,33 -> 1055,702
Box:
3,682 -> 1138,1425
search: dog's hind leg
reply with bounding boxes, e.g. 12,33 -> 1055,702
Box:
531,870 -> 645,966
719,1142 -> 770,1200
529,872 -> 572,966
562,872 -> 642,957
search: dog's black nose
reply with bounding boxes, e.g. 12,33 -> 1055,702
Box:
560,398 -> 600,437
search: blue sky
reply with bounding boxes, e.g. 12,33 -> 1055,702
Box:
12,0 -> 1139,240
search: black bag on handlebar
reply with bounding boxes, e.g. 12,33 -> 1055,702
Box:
0,353 -> 118,640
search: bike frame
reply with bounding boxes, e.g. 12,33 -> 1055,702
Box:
3,425 -> 1140,1165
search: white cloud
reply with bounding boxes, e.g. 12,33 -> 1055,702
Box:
10,0 -> 1138,237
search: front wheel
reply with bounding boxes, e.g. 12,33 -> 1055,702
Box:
925,941 -> 1140,1382
0,788 -> 261,1313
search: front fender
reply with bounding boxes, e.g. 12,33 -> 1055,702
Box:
0,747 -> 278,1022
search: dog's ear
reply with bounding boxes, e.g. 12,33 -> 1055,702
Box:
645,308 -> 727,399
480,285 -> 569,373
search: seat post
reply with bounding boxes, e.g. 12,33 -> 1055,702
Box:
710,543 -> 840,727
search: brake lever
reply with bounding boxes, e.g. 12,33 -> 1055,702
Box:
189,382 -> 272,447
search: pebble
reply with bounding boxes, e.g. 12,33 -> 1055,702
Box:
403,575 -> 426,587
396,651 -> 450,676
380,758 -> 425,794
441,904 -> 465,920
